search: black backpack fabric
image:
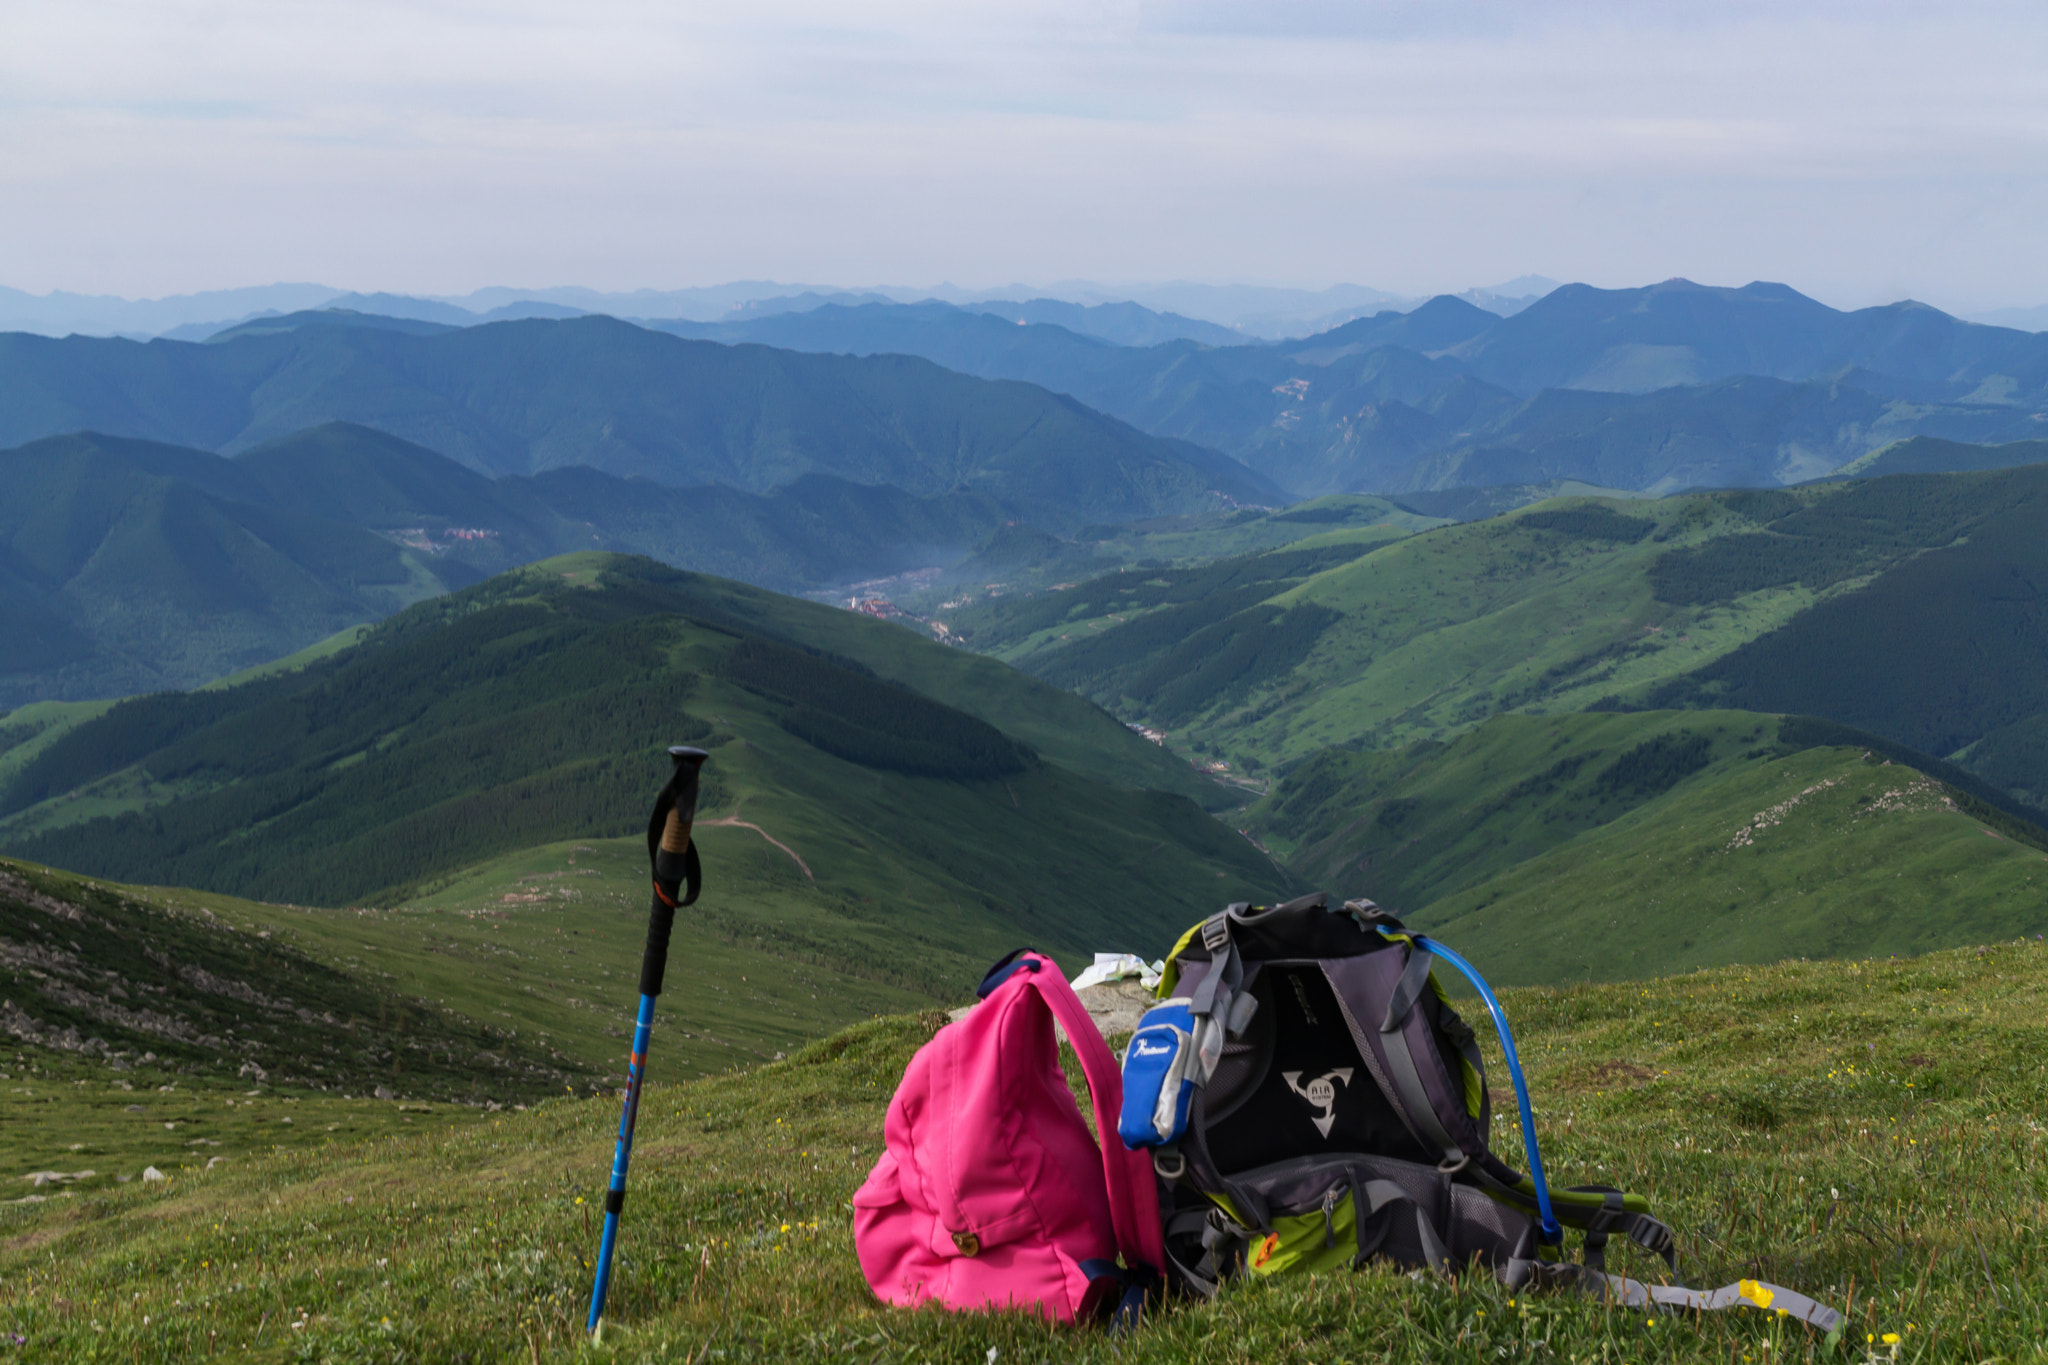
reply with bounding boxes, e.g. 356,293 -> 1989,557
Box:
1129,894 -> 1840,1331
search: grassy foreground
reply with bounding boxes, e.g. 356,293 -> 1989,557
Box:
8,940 -> 2048,1363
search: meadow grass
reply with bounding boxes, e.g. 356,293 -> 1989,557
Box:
1419,743 -> 2048,984
7,940 -> 2047,1362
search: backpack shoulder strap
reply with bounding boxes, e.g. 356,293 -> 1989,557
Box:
1012,953 -> 1166,1277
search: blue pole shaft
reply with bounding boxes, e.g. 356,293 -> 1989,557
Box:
1406,934 -> 1562,1244
587,993 -> 660,1331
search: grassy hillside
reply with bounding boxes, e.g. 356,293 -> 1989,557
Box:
7,940 -> 2048,1360
959,466 -> 2048,795
959,493 -> 1791,771
1830,434 -> 2048,480
1643,466 -> 2048,797
0,856 -> 579,1106
920,496 -> 1437,621
1414,741 -> 2048,986
1246,710 -> 2048,986
0,557 -> 1273,974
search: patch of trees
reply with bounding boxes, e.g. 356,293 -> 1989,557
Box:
718,636 -> 1033,781
958,542 -> 1370,646
1122,604 -> 1344,725
1650,498 -> 2048,762
1494,753 -> 1593,807
1651,467 -> 2048,606
1593,732 -> 1713,800
1517,506 -> 1655,543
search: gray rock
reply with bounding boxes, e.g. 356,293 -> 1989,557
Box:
946,978 -> 1157,1049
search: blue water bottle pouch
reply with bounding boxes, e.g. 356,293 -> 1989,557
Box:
1118,998 -> 1199,1149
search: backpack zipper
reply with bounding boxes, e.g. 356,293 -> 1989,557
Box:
1320,1186 -> 1339,1249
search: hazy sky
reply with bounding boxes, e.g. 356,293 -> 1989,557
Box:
5,1 -> 2046,309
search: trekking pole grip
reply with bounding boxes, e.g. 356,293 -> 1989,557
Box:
641,746 -> 707,998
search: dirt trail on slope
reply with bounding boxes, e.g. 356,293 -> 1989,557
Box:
701,816 -> 814,881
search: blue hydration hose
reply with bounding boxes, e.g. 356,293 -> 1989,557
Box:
1380,927 -> 1561,1244
587,994 -> 659,1331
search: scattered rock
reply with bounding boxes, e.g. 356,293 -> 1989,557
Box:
373,1085 -> 396,1101
1068,979 -> 1156,1044
123,1104 -> 145,1113
141,1166 -> 167,1183
946,978 -> 1157,1047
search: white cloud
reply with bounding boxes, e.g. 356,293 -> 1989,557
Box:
2,1 -> 2045,307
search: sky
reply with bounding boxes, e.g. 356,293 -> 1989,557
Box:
4,1 -> 2047,311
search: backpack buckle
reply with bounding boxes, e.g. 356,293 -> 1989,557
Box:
951,1230 -> 981,1256
1200,915 -> 1232,952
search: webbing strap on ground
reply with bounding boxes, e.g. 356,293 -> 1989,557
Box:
1518,1263 -> 1842,1333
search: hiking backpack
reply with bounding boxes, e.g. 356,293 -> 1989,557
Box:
1119,894 -> 1840,1329
853,950 -> 1164,1325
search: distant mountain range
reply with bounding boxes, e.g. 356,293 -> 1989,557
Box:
640,281 -> 2048,497
0,276 -> 1578,343
20,276 -> 2044,504
0,316 -> 1279,525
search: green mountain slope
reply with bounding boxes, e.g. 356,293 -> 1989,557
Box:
0,857 -> 577,1101
0,319 -> 1283,528
1640,464 -> 2048,799
0,432 -> 462,706
919,494 -> 1441,619
1244,710 -> 2048,986
0,423 -> 1151,704
1417,738 -> 2048,986
1253,699 -> 2039,925
965,465 -> 2048,791
962,494 -> 1785,767
1830,435 -> 2048,480
0,556 -> 1272,979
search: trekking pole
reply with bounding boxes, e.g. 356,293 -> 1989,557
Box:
587,744 -> 709,1336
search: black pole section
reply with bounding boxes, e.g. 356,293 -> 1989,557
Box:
640,745 -> 706,996
587,744 -> 709,1335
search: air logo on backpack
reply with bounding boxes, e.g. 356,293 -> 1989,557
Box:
1282,1068 -> 1353,1138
